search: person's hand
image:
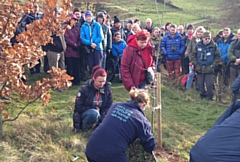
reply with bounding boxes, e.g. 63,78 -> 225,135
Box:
91,43 -> 96,49
130,86 -> 136,91
218,61 -> 223,65
96,107 -> 100,112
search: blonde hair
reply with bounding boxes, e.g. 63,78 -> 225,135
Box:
193,26 -> 206,38
131,23 -> 141,32
129,89 -> 150,106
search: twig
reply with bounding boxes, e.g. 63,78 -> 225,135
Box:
3,96 -> 40,123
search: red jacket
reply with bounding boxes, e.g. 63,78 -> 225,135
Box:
121,35 -> 155,91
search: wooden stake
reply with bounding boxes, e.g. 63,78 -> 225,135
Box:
156,73 -> 162,147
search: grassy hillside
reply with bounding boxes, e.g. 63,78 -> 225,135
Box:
0,71 -> 231,161
102,0 -> 223,29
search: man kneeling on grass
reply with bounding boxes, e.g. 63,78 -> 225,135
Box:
72,65 -> 113,132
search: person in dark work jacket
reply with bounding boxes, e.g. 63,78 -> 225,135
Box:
85,89 -> 156,162
191,31 -> 220,100
72,66 -> 112,132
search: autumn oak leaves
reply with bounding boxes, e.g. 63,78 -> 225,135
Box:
0,0 -> 72,111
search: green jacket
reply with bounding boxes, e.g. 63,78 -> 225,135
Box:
187,37 -> 200,61
228,39 -> 240,62
191,40 -> 220,74
149,36 -> 162,58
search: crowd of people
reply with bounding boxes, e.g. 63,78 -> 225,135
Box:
13,4 -> 240,161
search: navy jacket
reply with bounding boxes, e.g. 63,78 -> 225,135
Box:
86,101 -> 156,162
231,74 -> 240,95
74,79 -> 112,116
190,100 -> 240,162
160,32 -> 185,60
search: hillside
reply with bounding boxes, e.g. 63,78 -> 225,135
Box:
73,0 -> 235,32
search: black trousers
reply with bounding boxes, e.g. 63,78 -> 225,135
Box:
65,57 -> 81,85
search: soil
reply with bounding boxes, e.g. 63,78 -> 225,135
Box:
154,146 -> 188,162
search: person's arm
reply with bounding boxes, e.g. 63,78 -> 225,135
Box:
93,23 -> 104,44
80,26 -> 91,45
111,44 -> 117,57
120,47 -> 135,91
138,118 -> 156,153
179,36 -> 185,55
190,44 -> 198,67
107,27 -> 112,50
100,84 -> 113,119
64,29 -> 77,47
74,88 -> 89,113
231,75 -> 240,95
228,44 -> 237,62
160,37 -> 167,55
212,45 -> 221,67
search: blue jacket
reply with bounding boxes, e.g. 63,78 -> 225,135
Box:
217,33 -> 235,64
112,40 -> 127,57
80,20 -> 104,50
86,101 -> 156,162
160,32 -> 185,60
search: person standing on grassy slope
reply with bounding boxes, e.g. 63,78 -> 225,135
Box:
72,66 -> 112,132
96,12 -> 112,70
150,27 -> 162,72
80,10 -> 104,76
121,29 -> 155,91
111,16 -> 126,41
228,29 -> 240,86
85,88 -> 156,162
191,31 -> 220,100
161,24 -> 185,81
144,18 -> 154,34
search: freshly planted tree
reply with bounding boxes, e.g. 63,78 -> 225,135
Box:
0,0 -> 72,139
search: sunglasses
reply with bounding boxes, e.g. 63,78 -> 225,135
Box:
204,38 -> 211,40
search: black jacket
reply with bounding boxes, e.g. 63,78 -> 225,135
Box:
74,79 -> 112,116
42,34 -> 64,53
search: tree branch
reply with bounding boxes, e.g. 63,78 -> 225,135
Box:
2,96 -> 40,123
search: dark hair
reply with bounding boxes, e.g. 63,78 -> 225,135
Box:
170,24 -> 176,29
114,32 -> 121,37
187,24 -> 194,30
135,29 -> 150,41
165,22 -> 172,30
73,7 -> 80,14
92,65 -> 107,79
134,18 -> 140,23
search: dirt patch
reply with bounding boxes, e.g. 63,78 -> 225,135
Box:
154,146 -> 188,162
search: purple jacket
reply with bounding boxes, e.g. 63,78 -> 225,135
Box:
64,26 -> 81,58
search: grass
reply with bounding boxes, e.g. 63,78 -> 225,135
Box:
104,0 -> 224,28
0,70 -> 231,161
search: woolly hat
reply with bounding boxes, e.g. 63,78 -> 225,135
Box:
67,13 -> 77,20
85,10 -> 93,17
127,19 -> 133,24
202,31 -> 211,38
101,10 -> 107,15
96,12 -> 104,19
113,16 -> 120,24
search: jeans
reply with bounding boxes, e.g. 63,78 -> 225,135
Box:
138,82 -> 147,89
87,50 -> 103,75
101,51 -> 107,70
82,109 -> 100,127
186,66 -> 194,89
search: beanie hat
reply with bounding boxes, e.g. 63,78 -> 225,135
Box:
113,16 -> 120,24
97,12 -> 104,19
85,10 -> 93,17
101,10 -> 107,15
67,13 -> 77,20
187,24 -> 194,30
127,20 -> 133,24
202,31 -> 211,38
